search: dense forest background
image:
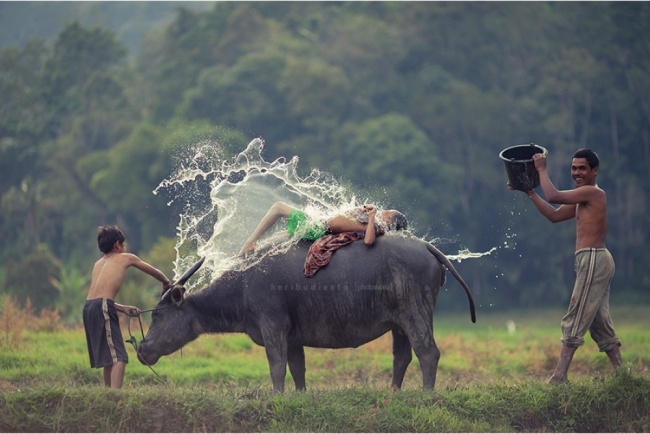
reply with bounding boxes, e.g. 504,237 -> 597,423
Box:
1,2 -> 649,323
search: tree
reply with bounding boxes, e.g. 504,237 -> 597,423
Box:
43,22 -> 127,131
281,57 -> 352,129
4,244 -> 61,311
180,51 -> 290,142
0,41 -> 50,193
89,123 -> 173,252
50,263 -> 88,325
1,23 -> 134,262
2,3 -> 650,314
335,113 -> 463,231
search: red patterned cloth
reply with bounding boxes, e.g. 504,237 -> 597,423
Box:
304,232 -> 364,277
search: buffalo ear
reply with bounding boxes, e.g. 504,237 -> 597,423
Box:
171,285 -> 186,306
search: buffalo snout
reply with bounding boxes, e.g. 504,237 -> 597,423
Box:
136,342 -> 161,366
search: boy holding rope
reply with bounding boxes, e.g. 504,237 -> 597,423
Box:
83,225 -> 171,388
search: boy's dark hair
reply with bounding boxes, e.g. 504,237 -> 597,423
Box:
573,148 -> 600,169
389,211 -> 408,231
97,225 -> 126,253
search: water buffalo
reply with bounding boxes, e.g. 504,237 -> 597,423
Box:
137,234 -> 476,392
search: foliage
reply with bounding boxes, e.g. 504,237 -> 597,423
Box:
3,244 -> 61,312
0,296 -> 25,350
1,3 -> 650,314
335,113 -> 464,226
1,376 -> 648,432
0,3 -> 214,54
1,306 -> 648,388
50,263 -> 88,325
0,296 -> 61,350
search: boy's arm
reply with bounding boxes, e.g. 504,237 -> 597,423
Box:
125,254 -> 172,290
114,302 -> 141,316
363,205 -> 378,245
528,153 -> 582,223
527,189 -> 576,223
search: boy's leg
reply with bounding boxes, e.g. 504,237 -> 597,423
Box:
102,363 -> 126,388
590,304 -> 623,370
548,345 -> 578,384
586,250 -> 621,371
110,362 -> 126,389
240,202 -> 295,254
103,366 -> 112,387
552,249 -> 611,384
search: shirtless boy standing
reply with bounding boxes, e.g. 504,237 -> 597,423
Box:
513,148 -> 622,383
83,225 -> 171,388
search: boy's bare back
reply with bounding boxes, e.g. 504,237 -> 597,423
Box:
87,251 -> 170,301
88,253 -> 137,300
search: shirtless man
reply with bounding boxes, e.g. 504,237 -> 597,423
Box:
514,148 -> 622,383
83,225 -> 171,388
239,202 -> 407,255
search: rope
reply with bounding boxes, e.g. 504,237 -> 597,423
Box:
124,305 -> 173,385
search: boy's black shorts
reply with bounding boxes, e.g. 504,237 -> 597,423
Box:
83,298 -> 128,368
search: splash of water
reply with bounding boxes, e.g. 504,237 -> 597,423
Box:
156,138 -> 499,291
155,138 -> 363,290
446,247 -> 498,263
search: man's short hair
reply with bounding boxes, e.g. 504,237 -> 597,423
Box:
97,225 -> 126,253
573,148 -> 600,169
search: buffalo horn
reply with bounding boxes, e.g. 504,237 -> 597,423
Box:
174,256 -> 206,286
161,256 -> 206,299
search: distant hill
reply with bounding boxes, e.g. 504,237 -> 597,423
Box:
0,1 -> 215,55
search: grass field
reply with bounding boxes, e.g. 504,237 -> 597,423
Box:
1,305 -> 649,432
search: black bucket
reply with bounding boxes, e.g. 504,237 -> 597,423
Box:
499,143 -> 548,191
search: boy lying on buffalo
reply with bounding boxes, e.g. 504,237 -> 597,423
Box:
238,201 -> 408,256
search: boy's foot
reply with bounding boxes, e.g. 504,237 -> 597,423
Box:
547,345 -> 576,385
547,375 -> 569,384
606,345 -> 623,369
